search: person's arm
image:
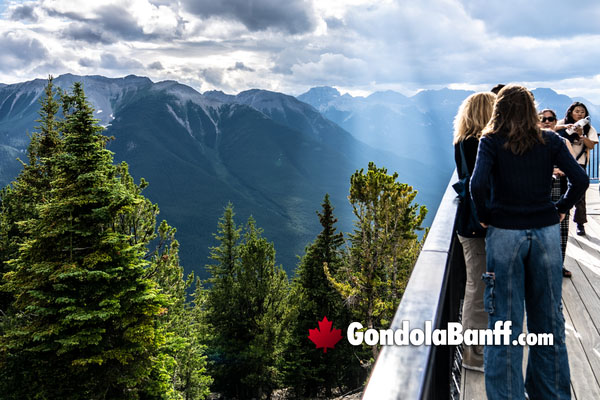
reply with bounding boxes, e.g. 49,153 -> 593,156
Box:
470,136 -> 495,226
582,125 -> 598,149
553,138 -> 574,177
554,137 -> 589,213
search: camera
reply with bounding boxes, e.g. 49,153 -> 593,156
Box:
566,116 -> 590,135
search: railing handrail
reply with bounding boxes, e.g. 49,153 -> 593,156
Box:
362,170 -> 462,400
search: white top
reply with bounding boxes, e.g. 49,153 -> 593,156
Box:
557,119 -> 598,165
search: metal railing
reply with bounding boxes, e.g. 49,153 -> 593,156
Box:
362,157 -> 598,399
588,147 -> 598,183
362,171 -> 466,400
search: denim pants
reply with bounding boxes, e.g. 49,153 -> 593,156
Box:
483,225 -> 570,400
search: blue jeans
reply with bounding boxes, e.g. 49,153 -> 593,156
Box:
483,225 -> 570,400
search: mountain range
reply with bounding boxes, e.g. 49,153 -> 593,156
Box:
0,75 -> 594,278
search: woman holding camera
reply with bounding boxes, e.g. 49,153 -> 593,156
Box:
555,102 -> 598,236
471,85 -> 588,399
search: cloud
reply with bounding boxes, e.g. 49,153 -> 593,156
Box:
181,0 -> 317,34
228,62 -> 254,72
291,53 -> 370,86
148,61 -> 164,70
9,5 -> 38,22
325,17 -> 344,30
62,22 -> 115,44
95,5 -> 146,40
0,31 -> 48,72
79,57 -> 97,67
200,68 -> 224,86
461,0 -> 600,38
100,53 -> 144,70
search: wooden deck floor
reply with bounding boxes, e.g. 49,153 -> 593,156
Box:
461,183 -> 600,400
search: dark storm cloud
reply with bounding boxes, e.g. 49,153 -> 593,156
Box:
62,23 -> 115,44
10,5 -> 38,22
181,0 -> 316,34
0,32 -> 48,72
228,62 -> 254,72
100,53 -> 144,70
95,5 -> 146,41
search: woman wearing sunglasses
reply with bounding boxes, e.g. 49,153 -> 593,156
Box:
539,109 -> 574,278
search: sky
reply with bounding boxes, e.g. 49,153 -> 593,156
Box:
2,0 -> 600,102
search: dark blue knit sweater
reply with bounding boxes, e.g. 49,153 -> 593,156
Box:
470,130 -> 588,229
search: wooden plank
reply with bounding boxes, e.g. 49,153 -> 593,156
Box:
563,307 -> 579,400
562,293 -> 600,399
461,368 -> 486,400
461,183 -> 600,399
562,275 -> 600,383
564,242 -> 600,333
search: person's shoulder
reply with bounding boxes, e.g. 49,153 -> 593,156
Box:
542,129 -> 560,138
542,129 -> 564,145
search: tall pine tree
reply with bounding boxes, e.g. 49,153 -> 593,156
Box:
205,207 -> 288,399
0,82 -> 167,398
285,194 -> 364,397
0,76 -> 61,312
326,162 -> 427,362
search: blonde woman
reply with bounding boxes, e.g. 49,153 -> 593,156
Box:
453,91 -> 495,372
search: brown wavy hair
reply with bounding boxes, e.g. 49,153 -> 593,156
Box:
482,84 -> 544,155
453,92 -> 496,144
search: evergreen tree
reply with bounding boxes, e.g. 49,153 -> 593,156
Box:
0,82 -> 167,398
205,208 -> 288,399
326,162 -> 427,362
0,76 -> 61,312
285,194 -> 364,397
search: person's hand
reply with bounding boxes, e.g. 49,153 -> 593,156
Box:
559,213 -> 566,222
553,168 -> 565,177
480,222 -> 489,228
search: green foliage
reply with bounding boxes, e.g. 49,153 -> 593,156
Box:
284,194 -> 365,397
0,76 -> 62,312
327,162 -> 427,361
0,80 -> 211,399
115,163 -> 211,399
205,206 -> 288,399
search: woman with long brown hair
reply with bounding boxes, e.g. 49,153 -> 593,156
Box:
470,85 -> 588,399
453,92 -> 496,372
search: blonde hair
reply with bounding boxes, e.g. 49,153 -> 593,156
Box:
482,84 -> 543,155
453,92 -> 496,144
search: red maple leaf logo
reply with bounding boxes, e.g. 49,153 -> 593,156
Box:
308,316 -> 343,353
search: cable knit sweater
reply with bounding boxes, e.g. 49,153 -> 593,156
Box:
470,130 -> 588,229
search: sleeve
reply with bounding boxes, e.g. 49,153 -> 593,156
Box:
469,136 -> 495,224
588,125 -> 598,143
554,135 -> 589,213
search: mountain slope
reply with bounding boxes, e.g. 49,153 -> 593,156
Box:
0,75 -> 438,278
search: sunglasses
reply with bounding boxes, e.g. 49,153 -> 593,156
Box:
540,116 -> 556,123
